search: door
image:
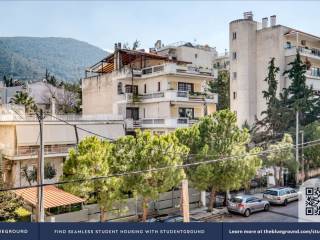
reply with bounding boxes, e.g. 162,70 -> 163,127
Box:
126,107 -> 139,120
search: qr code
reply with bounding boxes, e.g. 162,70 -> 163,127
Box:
305,187 -> 320,215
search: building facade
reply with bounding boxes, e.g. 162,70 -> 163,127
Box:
82,44 -> 218,134
0,111 -> 125,188
229,12 -> 320,126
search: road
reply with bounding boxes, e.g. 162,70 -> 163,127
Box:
208,201 -> 298,222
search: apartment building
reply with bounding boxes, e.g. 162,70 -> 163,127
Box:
155,40 -> 218,70
0,109 -> 125,188
82,43 -> 218,134
230,12 -> 320,126
213,51 -> 230,72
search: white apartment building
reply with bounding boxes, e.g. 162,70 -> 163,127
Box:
230,12 -> 320,126
82,43 -> 218,134
0,107 -> 125,188
155,40 -> 218,70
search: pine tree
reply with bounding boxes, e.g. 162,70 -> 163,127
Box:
283,52 -> 319,127
209,70 -> 230,110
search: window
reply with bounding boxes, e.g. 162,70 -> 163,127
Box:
125,85 -> 138,95
144,84 -> 147,94
126,107 -> 139,120
232,32 -> 237,40
178,82 -> 194,93
179,107 -> 194,119
143,108 -> 146,118
195,53 -> 198,59
233,91 -> 237,99
232,52 -> 237,60
233,72 -> 237,80
301,40 -> 306,46
157,82 -> 161,92
117,82 -> 123,94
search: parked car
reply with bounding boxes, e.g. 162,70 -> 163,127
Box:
227,195 -> 270,217
263,187 -> 300,206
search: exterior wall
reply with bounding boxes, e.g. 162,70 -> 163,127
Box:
175,46 -> 217,69
82,74 -> 117,115
0,125 -> 16,156
7,157 -> 64,187
255,26 -> 288,120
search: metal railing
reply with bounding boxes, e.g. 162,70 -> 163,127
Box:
11,144 -> 74,157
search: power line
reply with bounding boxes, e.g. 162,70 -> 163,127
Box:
2,136 -> 320,193
45,113 -> 116,141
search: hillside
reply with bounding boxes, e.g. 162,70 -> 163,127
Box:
0,37 -> 107,82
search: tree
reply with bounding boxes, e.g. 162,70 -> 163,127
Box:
303,121 -> 320,180
266,134 -> 296,186
209,70 -> 230,110
113,130 -> 188,222
62,137 -> 122,222
10,91 -> 37,113
283,52 -> 319,127
176,110 -> 262,211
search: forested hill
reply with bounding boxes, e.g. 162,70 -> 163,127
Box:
0,37 -> 107,82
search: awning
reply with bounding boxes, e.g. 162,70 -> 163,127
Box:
16,124 -> 76,146
13,186 -> 85,209
77,123 -> 125,141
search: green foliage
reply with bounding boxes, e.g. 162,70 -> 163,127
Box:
10,91 -> 37,113
113,130 -> 188,220
283,52 -> 320,127
266,134 -> 296,185
303,121 -> 320,169
0,37 -> 106,82
0,153 -> 24,221
62,137 -> 122,221
176,110 -> 262,209
209,70 -> 230,110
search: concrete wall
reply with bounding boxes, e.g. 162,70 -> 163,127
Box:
83,188 -> 201,222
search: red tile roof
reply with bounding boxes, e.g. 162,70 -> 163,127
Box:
13,185 -> 85,209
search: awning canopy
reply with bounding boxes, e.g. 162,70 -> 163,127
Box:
77,123 -> 125,141
16,124 -> 76,146
13,186 -> 85,209
15,123 -> 125,146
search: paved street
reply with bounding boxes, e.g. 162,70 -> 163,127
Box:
208,201 -> 299,222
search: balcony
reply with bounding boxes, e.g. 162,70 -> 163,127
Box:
3,144 -> 74,160
285,46 -> 320,61
122,90 -> 218,104
125,118 -> 199,129
115,63 -> 215,80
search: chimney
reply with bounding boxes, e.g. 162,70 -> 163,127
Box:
262,17 -> 268,28
270,15 -> 276,27
243,11 -> 253,20
114,43 -> 118,51
51,97 -> 56,116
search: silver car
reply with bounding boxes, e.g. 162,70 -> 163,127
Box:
263,187 -> 300,205
227,195 -> 270,217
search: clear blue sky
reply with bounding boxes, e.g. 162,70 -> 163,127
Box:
0,1 -> 319,53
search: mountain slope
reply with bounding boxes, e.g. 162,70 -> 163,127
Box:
0,37 -> 107,82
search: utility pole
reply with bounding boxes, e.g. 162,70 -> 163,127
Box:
300,130 -> 305,182
36,109 -> 45,222
295,110 -> 299,185
181,179 -> 190,222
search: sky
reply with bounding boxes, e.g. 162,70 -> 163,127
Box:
0,1 -> 319,53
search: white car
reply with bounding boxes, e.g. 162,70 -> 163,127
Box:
263,187 -> 300,205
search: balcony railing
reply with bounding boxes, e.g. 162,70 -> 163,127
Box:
125,117 -> 199,129
122,90 -> 217,104
285,46 -> 320,59
3,144 -> 75,159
